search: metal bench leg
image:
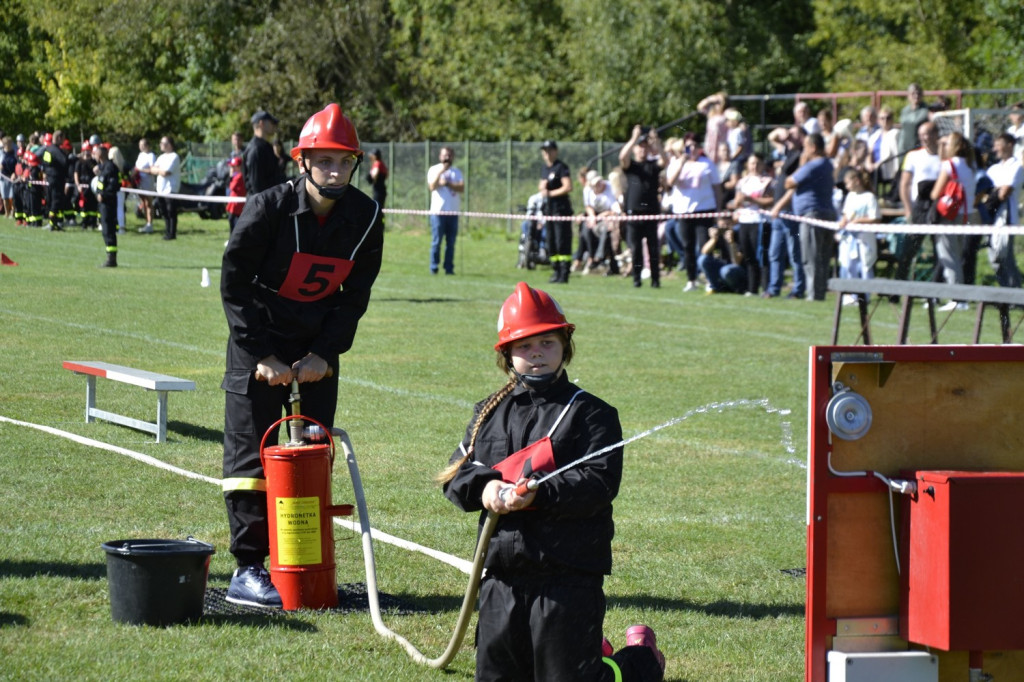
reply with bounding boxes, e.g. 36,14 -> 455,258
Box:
156,391 -> 168,443
85,375 -> 97,423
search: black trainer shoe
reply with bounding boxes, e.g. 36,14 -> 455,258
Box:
226,565 -> 283,608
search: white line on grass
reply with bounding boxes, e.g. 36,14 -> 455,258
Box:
0,414 -> 474,574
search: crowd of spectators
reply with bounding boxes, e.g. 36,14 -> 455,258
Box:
527,89 -> 1024,305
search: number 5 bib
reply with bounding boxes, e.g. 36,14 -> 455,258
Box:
278,252 -> 353,301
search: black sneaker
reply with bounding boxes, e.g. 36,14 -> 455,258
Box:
226,565 -> 283,608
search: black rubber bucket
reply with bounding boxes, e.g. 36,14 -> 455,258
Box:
101,537 -> 215,626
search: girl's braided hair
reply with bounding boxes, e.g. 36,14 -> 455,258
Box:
435,376 -> 516,485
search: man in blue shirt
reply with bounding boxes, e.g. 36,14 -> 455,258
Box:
786,133 -> 836,301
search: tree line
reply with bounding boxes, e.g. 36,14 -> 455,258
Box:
1,0 -> 1021,147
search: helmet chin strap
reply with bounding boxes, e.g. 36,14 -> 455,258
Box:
302,154 -> 354,200
506,354 -> 565,391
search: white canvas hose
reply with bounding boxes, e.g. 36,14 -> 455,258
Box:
333,428 -> 497,669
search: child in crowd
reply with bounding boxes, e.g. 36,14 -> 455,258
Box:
836,168 -> 880,303
226,155 -> 245,233
439,282 -> 665,682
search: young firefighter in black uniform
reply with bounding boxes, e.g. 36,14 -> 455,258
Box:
440,282 -> 666,682
220,103 -> 384,607
41,130 -> 71,231
19,150 -> 45,228
74,141 -> 99,230
93,144 -> 120,268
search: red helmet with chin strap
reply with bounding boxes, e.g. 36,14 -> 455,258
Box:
290,103 -> 362,163
495,282 -> 575,351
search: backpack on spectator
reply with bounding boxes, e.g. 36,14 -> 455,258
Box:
935,160 -> 966,223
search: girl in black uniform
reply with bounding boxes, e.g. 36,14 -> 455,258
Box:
440,282 -> 665,682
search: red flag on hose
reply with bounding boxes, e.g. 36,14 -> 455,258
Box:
1,253 -> 17,266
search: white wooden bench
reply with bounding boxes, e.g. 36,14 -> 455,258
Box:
62,361 -> 196,443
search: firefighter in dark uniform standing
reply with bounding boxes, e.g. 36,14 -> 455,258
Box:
220,103 -> 384,608
41,130 -> 71,231
93,144 -> 120,268
539,140 -> 574,284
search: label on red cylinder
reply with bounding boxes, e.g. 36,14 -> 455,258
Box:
275,496 -> 322,565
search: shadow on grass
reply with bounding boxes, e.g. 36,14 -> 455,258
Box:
0,611 -> 30,627
168,420 -> 224,444
608,594 -> 804,619
375,296 -> 466,304
0,559 -> 107,581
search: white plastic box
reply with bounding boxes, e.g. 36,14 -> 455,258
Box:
827,650 -> 937,682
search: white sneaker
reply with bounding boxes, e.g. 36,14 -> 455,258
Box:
139,223 -> 153,234
938,300 -> 967,312
683,281 -> 698,292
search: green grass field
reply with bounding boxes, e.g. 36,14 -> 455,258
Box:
0,212 -> 1006,681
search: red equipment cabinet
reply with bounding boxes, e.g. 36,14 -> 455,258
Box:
900,470 -> 1024,652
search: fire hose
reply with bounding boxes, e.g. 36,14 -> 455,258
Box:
266,378 -> 784,668
333,426 -> 498,669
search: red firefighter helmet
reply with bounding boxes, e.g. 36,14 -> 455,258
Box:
228,155 -> 242,167
495,282 -> 575,351
42,133 -> 53,145
23,151 -> 39,166
60,138 -> 72,152
290,103 -> 362,163
81,141 -> 92,152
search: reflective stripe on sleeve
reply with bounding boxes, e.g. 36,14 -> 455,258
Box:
222,477 -> 267,492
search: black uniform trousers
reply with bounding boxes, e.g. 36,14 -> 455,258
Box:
222,344 -> 339,567
626,218 -> 660,286
99,198 -> 118,252
476,575 -> 663,682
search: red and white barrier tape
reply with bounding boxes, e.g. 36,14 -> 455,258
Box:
8,173 -> 1019,236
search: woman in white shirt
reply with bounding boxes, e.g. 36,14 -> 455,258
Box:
728,153 -> 773,294
665,133 -> 723,291
134,138 -> 157,233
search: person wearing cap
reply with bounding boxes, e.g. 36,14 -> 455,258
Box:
427,146 -> 464,275
539,140 -> 574,283
219,102 -> 384,608
244,109 -> 285,196
439,281 -> 666,682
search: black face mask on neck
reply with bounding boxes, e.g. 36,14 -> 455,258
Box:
306,173 -> 349,200
302,154 -> 356,200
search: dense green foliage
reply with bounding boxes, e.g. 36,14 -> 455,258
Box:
1,0 -> 1022,143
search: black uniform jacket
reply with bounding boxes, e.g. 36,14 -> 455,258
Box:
444,373 -> 623,577
41,144 -> 69,186
220,176 -> 383,375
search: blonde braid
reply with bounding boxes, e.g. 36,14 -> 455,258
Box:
436,376 -> 517,485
